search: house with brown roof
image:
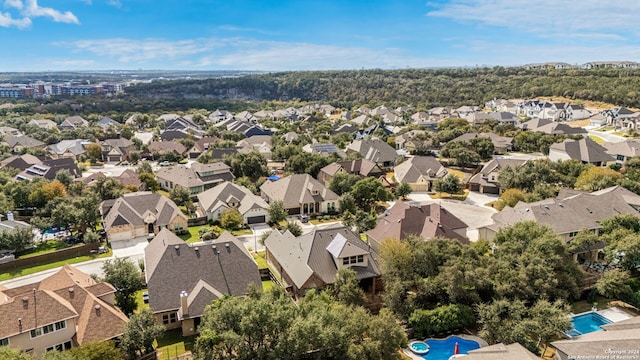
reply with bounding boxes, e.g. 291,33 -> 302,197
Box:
317,159 -> 384,185
468,158 -> 528,194
346,139 -> 400,169
144,229 -> 260,335
0,264 -> 127,356
27,119 -> 58,130
197,181 -> 269,224
16,158 -> 81,181
156,162 -> 234,195
260,174 -> 340,215
101,192 -> 188,246
366,201 -> 469,253
147,141 -> 187,158
393,156 -> 447,192
187,136 -> 220,159
265,225 -> 382,299
520,118 -> 588,135
548,138 -> 616,166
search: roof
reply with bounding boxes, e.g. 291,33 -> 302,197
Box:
469,158 -> 528,187
102,191 -> 187,230
464,342 -> 539,360
367,201 -> 469,244
346,139 -> 398,164
197,181 -> 268,216
452,132 -> 514,149
394,156 -> 447,183
552,325 -> 640,357
2,135 -> 45,148
156,163 -> 234,190
0,264 -> 127,343
550,138 -> 615,163
319,159 -> 382,178
0,153 -> 42,170
148,141 -> 187,155
604,139 -> 640,158
265,226 -> 381,289
260,174 -> 339,209
144,229 -> 261,314
48,139 -> 91,155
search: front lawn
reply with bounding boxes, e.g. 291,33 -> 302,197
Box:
587,135 -> 606,145
262,280 -> 275,291
231,228 -> 253,236
155,328 -> 196,358
17,240 -> 75,259
177,225 -> 209,243
429,190 -> 469,201
0,248 -> 112,281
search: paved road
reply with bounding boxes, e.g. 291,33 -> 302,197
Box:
587,129 -> 625,143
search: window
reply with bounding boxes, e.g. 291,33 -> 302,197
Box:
342,258 -> 349,265
569,231 -> 579,238
0,338 -> 8,346
350,256 -> 358,264
55,321 -> 66,331
31,321 -> 66,338
162,312 -> 177,325
357,255 -> 364,263
46,341 -> 72,352
42,324 -> 54,334
617,155 -> 625,161
30,328 -> 42,338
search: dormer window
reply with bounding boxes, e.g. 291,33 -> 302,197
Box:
344,255 -> 365,265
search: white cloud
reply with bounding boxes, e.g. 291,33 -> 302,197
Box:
427,0 -> 640,39
23,0 -> 79,24
0,11 -> 30,28
4,0 -> 22,9
106,0 -> 121,9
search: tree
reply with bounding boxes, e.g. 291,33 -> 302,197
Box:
332,268 -> 366,306
328,172 -> 361,196
596,269 -> 633,299
469,137 -> 495,159
193,287 -> 407,360
121,308 -> 165,359
138,172 -> 160,192
574,166 -> 622,191
285,220 -> 302,237
409,304 -> 474,338
0,227 -> 34,253
267,200 -> 286,225
101,258 -> 145,315
220,208 -> 243,230
0,346 -> 30,360
350,177 -> 393,211
94,177 -> 126,200
68,341 -> 121,360
224,152 -> 268,181
85,143 -> 103,163
136,161 -> 153,174
285,152 -> 332,178
433,174 -> 461,196
495,188 -> 526,210
395,181 -> 412,199
54,169 -> 74,188
568,229 -> 600,270
42,180 -> 67,201
169,185 -> 191,207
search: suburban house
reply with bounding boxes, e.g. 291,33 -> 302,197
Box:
156,162 -> 234,195
302,142 -> 344,157
163,116 -> 204,138
478,186 -> 640,255
147,141 -> 188,158
452,132 -> 514,153
520,118 -> 588,135
366,201 -> 469,253
0,264 -> 128,356
144,229 -> 261,336
604,139 -> 640,163
393,156 -> 447,192
552,315 -> 640,360
48,140 -> 92,160
16,158 -> 81,181
27,119 -> 58,130
2,135 -> 46,153
237,135 -> 272,159
465,111 -> 493,125
428,107 -> 453,121
468,158 -> 528,194
197,181 -> 269,224
265,225 -> 382,299
100,192 -> 188,246
100,138 -> 135,163
317,159 -> 384,186
463,343 -> 538,360
187,137 -> 220,159
260,174 -> 339,215
78,169 -> 142,190
0,126 -> 22,137
96,117 -> 121,134
565,104 -> 592,121
548,138 -> 616,166
346,139 -> 399,169
395,130 -> 433,153
58,116 -> 88,130
1,153 -> 41,170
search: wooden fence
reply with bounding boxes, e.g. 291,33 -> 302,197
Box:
0,242 -> 100,273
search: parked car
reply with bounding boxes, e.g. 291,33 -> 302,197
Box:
298,214 -> 310,223
64,235 -> 83,244
142,291 -> 149,304
159,161 -> 172,166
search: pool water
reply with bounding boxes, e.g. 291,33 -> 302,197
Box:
411,342 -> 429,352
569,312 -> 612,336
422,336 -> 480,360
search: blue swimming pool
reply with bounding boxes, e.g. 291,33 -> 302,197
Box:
568,312 -> 612,336
421,336 -> 480,360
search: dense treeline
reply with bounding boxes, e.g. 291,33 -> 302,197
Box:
125,67 -> 640,109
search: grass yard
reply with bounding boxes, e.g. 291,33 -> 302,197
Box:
178,225 -> 209,243
231,228 -> 253,236
252,251 -> 268,269
429,190 -> 469,201
446,168 -> 466,180
309,217 -> 341,225
587,135 -> 606,145
17,240 -> 75,259
571,297 -> 613,314
262,280 -> 275,291
134,289 -> 149,314
0,248 -> 112,281
155,329 -> 196,358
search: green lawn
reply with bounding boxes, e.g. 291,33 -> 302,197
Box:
0,248 -> 112,281
134,289 -> 149,314
231,228 -> 253,236
155,329 -> 196,358
571,297 -> 613,314
310,217 -> 342,225
262,280 -> 275,291
252,251 -> 268,269
429,190 -> 469,201
588,135 -> 606,145
157,189 -> 170,198
178,225 -> 209,243
17,240 -> 75,259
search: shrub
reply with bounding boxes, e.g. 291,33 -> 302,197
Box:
409,304 -> 474,338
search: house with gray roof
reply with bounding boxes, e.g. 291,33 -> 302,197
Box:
2,135 -> 46,153
144,229 -> 260,336
317,159 -> 383,185
346,138 -> 399,169
27,119 -> 57,130
48,139 -> 92,160
468,158 -> 528,194
548,138 -> 615,166
463,342 -> 538,360
393,156 -> 447,192
156,162 -> 234,196
187,136 -> 220,159
265,225 -> 382,299
552,314 -> 640,360
604,139 -> 640,163
260,174 -> 339,215
197,181 -> 269,224
520,118 -> 588,135
58,116 -> 88,130
100,138 -> 134,163
366,201 -> 468,253
478,186 -> 640,256
452,132 -> 514,153
96,117 -> 121,134
100,192 -> 188,246
15,157 -> 81,181
302,142 -> 344,157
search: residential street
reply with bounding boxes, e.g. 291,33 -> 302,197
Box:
586,128 -> 626,143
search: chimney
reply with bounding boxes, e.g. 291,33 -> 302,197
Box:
7,211 -> 13,221
180,291 -> 189,317
94,305 -> 101,316
68,287 -> 74,299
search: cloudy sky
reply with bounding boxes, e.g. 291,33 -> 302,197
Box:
1,0 -> 640,71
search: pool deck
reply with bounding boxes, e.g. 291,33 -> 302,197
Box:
402,334 -> 488,360
597,307 -> 634,322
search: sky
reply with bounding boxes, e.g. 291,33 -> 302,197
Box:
2,0 -> 640,71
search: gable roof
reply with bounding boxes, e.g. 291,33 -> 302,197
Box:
452,132 -> 514,149
102,191 -> 187,230
197,181 -> 268,216
2,135 -> 45,148
550,138 -> 615,163
394,156 -> 447,183
260,174 -> 339,209
464,342 -> 539,360
367,201 -> 469,244
319,159 -> 382,177
346,139 -> 398,164
604,139 -> 640,158
148,141 -> 187,155
144,229 -> 260,315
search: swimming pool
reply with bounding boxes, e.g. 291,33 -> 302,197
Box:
421,336 -> 480,360
568,312 -> 612,336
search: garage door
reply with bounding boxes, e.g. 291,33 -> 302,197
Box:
247,215 -> 266,224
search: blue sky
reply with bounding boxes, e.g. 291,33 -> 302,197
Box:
2,0 -> 640,71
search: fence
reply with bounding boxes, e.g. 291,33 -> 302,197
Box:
0,242 -> 100,273
187,216 -> 208,227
